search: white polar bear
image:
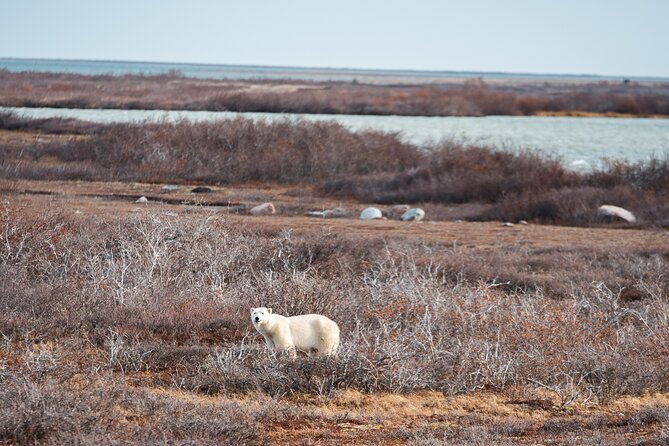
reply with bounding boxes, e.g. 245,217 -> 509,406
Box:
250,307 -> 340,358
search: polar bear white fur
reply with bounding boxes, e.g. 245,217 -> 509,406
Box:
250,307 -> 339,358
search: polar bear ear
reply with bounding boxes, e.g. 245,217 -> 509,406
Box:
250,308 -> 255,314
267,308 -> 272,314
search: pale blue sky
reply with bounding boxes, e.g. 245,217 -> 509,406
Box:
2,0 -> 668,77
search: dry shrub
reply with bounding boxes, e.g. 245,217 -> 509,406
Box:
1,207 -> 668,411
589,156 -> 669,192
3,71 -> 669,116
322,142 -> 576,204
3,117 -> 418,185
3,113 -> 669,225
0,373 -> 258,445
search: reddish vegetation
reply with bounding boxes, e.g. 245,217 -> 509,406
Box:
0,186 -> 668,444
1,90 -> 668,443
2,70 -> 669,116
1,112 -> 668,226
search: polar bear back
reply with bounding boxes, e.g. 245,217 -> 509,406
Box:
286,314 -> 340,354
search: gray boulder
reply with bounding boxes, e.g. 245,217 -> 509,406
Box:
400,208 -> 425,221
360,207 -> 383,220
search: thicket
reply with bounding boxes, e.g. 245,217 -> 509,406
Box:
1,112 -> 667,226
0,208 -> 667,442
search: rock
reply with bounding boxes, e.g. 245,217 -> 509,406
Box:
136,196 -> 149,203
306,207 -> 348,219
598,205 -> 636,223
161,184 -> 179,193
518,220 -> 529,225
191,186 -> 212,193
250,202 -> 276,216
359,207 -> 383,220
323,207 -> 348,218
501,222 -> 514,227
400,208 -> 425,221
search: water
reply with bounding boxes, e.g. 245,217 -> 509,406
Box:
3,106 -> 668,169
3,57 -> 668,84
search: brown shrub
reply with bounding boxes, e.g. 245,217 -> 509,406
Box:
3,71 -> 669,116
1,198 -> 668,408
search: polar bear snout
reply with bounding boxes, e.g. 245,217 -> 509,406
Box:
250,307 -> 273,326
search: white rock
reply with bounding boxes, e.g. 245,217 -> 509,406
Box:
518,220 -> 529,225
323,207 -> 348,218
306,207 -> 348,218
136,196 -> 149,203
598,205 -> 636,223
400,208 -> 425,221
501,222 -> 514,227
161,185 -> 179,193
250,202 -> 276,216
360,207 -> 383,220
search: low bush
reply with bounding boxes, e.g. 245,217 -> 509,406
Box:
2,71 -> 669,116
1,112 -> 668,225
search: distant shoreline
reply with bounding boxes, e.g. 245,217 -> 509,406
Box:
533,110 -> 669,119
2,69 -> 669,119
2,57 -> 668,84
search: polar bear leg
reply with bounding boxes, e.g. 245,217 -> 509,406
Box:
261,334 -> 275,349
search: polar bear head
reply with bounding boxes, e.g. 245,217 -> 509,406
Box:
251,307 -> 273,326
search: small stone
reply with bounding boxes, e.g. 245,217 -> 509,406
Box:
323,207 -> 348,218
136,196 -> 149,203
250,202 -> 276,216
161,185 -> 179,193
400,208 -> 425,221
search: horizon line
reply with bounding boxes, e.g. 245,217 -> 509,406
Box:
2,56 -> 668,81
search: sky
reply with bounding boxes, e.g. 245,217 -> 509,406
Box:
2,0 -> 669,77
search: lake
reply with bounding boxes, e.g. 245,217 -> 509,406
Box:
2,106 -> 668,170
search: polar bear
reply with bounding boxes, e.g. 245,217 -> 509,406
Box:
250,307 -> 340,358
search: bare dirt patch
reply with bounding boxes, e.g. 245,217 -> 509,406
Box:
3,178 -> 666,253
